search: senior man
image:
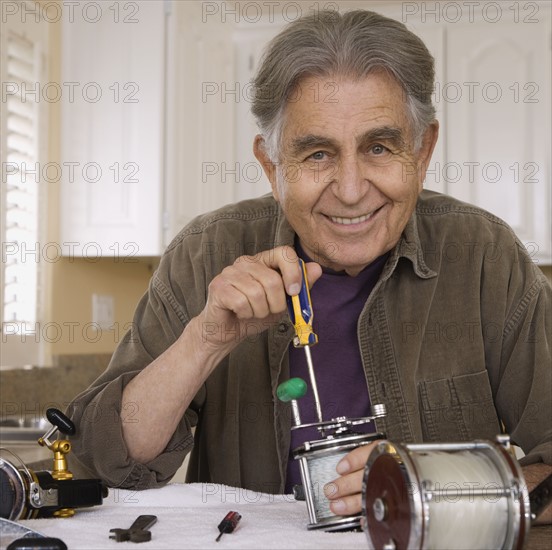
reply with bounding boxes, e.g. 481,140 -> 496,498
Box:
68,10 -> 551,521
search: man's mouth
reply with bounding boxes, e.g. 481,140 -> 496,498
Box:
328,207 -> 383,225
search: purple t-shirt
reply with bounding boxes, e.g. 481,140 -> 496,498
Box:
285,246 -> 389,492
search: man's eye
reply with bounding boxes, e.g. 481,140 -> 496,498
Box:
370,144 -> 389,155
308,151 -> 327,161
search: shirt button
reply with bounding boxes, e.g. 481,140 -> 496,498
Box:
278,322 -> 288,333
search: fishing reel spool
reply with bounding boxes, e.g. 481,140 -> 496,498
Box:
0,408 -> 107,520
361,435 -> 532,550
278,378 -> 387,532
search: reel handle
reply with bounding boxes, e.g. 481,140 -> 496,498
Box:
46,409 -> 76,436
39,409 -> 75,447
277,378 -> 307,402
277,378 -> 307,427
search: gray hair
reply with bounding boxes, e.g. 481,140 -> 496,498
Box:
252,10 -> 436,161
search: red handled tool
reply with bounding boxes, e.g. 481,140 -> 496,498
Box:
215,511 -> 241,542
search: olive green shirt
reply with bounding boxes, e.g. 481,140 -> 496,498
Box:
67,190 -> 552,491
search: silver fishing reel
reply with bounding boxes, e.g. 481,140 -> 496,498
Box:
278,378 -> 386,531
361,435 -> 532,550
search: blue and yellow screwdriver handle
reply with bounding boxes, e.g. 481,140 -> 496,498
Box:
287,259 -> 318,348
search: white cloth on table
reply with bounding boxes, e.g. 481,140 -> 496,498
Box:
13,483 -> 368,549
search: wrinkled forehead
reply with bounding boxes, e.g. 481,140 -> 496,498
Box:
279,72 -> 414,143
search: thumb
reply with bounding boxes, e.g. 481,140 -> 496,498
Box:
305,262 -> 323,288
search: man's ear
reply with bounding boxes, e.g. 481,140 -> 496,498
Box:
417,121 -> 439,181
253,135 -> 280,201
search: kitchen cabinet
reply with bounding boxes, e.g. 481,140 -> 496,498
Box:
60,0 -> 249,254
163,1 -> 236,244
445,16 -> 551,263
60,0 -> 166,257
60,1 -> 551,262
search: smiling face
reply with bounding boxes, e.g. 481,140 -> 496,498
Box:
254,72 -> 438,276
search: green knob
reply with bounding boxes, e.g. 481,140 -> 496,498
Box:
277,378 -> 307,402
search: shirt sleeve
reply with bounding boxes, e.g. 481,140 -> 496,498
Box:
494,256 -> 552,466
66,270 -> 204,489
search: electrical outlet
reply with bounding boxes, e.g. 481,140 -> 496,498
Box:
92,294 -> 114,330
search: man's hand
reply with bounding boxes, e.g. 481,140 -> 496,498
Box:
199,245 -> 322,354
324,442 -> 377,516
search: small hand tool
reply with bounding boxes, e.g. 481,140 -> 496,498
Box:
215,511 -> 241,542
287,259 -> 322,424
109,515 -> 157,543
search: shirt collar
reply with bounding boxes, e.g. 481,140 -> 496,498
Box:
385,209 -> 438,280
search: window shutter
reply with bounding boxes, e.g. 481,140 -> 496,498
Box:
1,6 -> 48,366
2,32 -> 41,328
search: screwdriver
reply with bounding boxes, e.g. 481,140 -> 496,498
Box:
215,511 -> 241,542
287,259 -> 323,424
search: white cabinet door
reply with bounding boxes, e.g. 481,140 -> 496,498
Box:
163,1 -> 236,246
233,27 -> 281,203
60,1 -> 165,257
445,11 -> 551,262
402,22 -> 446,194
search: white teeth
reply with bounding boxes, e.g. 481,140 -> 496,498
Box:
330,212 -> 373,225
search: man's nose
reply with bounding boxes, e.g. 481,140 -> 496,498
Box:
331,156 -> 368,204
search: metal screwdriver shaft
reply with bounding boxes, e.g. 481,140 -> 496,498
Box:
287,259 -> 322,424
303,344 -> 322,424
